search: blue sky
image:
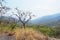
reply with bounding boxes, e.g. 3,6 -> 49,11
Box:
5,0 -> 60,19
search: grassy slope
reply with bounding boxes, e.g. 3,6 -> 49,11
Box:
0,22 -> 60,40
15,28 -> 47,40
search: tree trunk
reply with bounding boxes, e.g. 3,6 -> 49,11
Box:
23,23 -> 25,29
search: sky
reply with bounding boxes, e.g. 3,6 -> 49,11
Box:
5,0 -> 60,19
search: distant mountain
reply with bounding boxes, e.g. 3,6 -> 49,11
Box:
0,16 -> 18,23
0,13 -> 60,27
31,13 -> 60,27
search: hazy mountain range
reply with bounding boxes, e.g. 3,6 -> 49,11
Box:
0,13 -> 60,27
0,16 -> 18,23
30,13 -> 60,27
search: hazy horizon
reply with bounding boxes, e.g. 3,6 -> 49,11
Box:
5,0 -> 60,19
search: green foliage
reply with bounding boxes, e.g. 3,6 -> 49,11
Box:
0,21 -> 60,38
27,25 -> 60,38
0,22 -> 19,32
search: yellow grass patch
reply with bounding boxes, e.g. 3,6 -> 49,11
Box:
15,28 -> 47,40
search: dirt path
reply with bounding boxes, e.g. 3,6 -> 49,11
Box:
0,33 -> 16,40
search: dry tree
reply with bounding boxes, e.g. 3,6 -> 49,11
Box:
13,8 -> 35,28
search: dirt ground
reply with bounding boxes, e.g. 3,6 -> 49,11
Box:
0,33 -> 60,40
0,33 -> 16,40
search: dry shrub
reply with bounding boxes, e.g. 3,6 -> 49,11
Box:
15,28 -> 47,40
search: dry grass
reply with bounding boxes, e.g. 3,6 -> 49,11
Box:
15,28 -> 47,40
0,27 -> 48,40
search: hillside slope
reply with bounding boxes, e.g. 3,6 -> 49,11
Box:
31,13 -> 60,27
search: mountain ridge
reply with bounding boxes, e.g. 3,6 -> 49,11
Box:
30,13 -> 60,27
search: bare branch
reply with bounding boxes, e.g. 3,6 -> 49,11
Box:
12,8 -> 34,28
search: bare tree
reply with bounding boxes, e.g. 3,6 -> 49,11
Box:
0,0 -> 10,33
0,0 -> 10,24
0,0 -> 6,6
13,8 -> 34,28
